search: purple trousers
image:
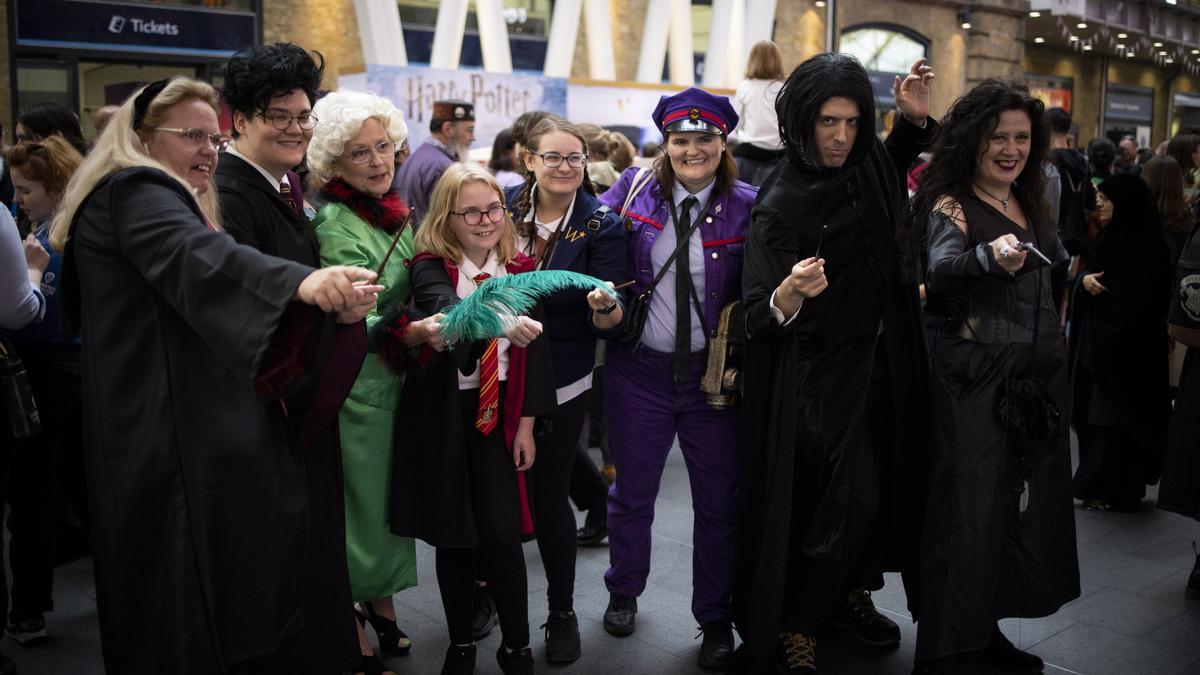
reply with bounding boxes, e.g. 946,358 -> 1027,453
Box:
603,344 -> 740,624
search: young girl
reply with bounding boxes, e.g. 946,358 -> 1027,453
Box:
390,163 -> 555,675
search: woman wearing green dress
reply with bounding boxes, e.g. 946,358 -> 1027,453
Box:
309,90 -> 445,675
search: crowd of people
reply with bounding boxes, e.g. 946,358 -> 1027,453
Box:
0,37 -> 1198,675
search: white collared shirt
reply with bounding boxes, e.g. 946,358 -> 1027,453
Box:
641,179 -> 714,353
456,252 -> 512,390
226,144 -> 291,193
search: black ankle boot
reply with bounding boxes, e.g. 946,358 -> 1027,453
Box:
441,643 -> 476,675
496,645 -> 535,674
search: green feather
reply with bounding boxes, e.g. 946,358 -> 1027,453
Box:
440,270 -> 620,342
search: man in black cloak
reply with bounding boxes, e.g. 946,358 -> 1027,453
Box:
734,53 -> 935,673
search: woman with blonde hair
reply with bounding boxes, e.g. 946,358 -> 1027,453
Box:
391,162 -> 555,674
52,76 -> 380,673
732,40 -> 786,186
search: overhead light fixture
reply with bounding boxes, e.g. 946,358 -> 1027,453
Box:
1077,22 -> 1088,29
1193,49 -> 1200,55
1034,37 -> 1046,44
814,0 -> 826,6
1117,44 -> 1126,50
1154,42 -> 1164,47
1167,0 -> 1178,5
958,9 -> 972,30
1083,44 -> 1093,51
1117,33 -> 1128,39
1167,58 -> 1176,63
1069,35 -> 1079,42
1029,11 -> 1041,18
1161,50 -> 1169,55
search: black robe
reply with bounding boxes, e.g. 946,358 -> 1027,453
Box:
1158,224 -> 1200,520
60,167 -> 328,673
1069,174 -> 1173,505
734,116 -> 934,671
215,151 -> 361,673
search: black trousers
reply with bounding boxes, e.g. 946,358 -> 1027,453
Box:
436,387 -> 530,648
0,343 -> 82,620
782,339 -> 892,634
531,393 -> 589,612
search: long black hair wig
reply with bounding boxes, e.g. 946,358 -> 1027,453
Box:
775,53 -> 877,171
903,79 -> 1050,279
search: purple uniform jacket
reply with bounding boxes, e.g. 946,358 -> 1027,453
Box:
393,141 -> 455,225
598,166 -> 758,336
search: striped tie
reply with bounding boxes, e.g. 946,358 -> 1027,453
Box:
473,273 -> 500,435
279,180 -> 291,196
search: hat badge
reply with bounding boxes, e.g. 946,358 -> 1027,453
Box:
455,106 -> 466,118
688,107 -> 701,120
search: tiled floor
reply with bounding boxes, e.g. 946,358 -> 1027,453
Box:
6,445 -> 1199,674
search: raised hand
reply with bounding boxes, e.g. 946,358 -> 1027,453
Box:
894,58 -> 935,124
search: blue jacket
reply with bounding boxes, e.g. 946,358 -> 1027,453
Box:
505,184 -> 629,389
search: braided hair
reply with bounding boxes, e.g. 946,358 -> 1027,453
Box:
509,117 -> 595,246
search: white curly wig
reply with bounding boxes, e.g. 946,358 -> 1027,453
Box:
308,90 -> 408,184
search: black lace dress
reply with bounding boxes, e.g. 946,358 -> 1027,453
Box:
916,194 -> 1080,661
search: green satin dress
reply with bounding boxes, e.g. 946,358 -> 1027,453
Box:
315,200 -> 418,601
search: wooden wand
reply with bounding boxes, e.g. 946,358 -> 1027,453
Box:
374,211 -> 414,278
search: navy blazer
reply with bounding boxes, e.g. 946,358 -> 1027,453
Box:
505,185 -> 629,389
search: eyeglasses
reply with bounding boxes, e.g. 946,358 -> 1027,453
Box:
530,150 -> 588,169
343,140 -> 396,165
260,111 -> 318,131
149,127 -> 231,151
450,204 -> 506,226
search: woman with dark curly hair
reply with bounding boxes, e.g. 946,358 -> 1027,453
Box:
910,80 -> 1080,674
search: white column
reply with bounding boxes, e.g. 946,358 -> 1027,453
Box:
544,0 -> 583,78
352,0 -> 408,66
743,0 -> 777,63
636,0 -> 671,83
703,0 -> 733,88
583,0 -> 617,80
430,0 -> 469,69
725,0 -> 745,85
667,0 -> 694,86
475,0 -> 514,73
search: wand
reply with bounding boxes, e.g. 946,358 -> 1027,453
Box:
374,211 -> 414,278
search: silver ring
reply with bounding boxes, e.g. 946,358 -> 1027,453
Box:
1000,245 -> 1011,259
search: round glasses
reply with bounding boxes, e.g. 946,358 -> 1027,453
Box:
260,111 -> 318,131
450,204 -> 506,226
530,150 -> 588,169
343,140 -> 396,165
149,127 -> 231,151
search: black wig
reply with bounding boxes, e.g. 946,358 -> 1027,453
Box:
904,79 -> 1050,279
775,53 -> 876,171
220,43 -> 325,136
16,103 -> 88,155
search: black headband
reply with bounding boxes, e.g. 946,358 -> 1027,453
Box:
131,79 -> 171,131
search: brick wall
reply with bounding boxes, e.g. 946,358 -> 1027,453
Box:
0,0 -> 12,137
262,0 -> 365,86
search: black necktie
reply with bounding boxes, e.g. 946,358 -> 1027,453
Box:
675,195 -> 698,382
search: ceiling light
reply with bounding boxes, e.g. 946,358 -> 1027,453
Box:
1161,50 -> 1169,55
1083,44 -> 1093,51
1034,37 -> 1046,44
1117,33 -> 1128,39
814,0 -> 826,6
1029,11 -> 1041,18
1154,42 -> 1164,47
1192,49 -> 1199,55
958,9 -> 972,30
1069,35 -> 1079,42
1117,44 -> 1126,50
1167,58 -> 1176,63
1077,22 -> 1088,29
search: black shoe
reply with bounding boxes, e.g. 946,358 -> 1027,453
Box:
441,643 -> 476,675
1187,542 -> 1200,600
496,645 -> 535,674
354,602 -> 412,656
775,631 -> 817,673
697,618 -> 734,670
830,588 -> 900,647
982,628 -> 1043,672
472,584 -> 498,640
542,610 -> 581,663
6,612 -> 46,647
351,652 -> 392,675
576,509 -> 608,546
602,592 -> 637,636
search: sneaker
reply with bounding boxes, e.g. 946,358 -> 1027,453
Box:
830,588 -> 900,647
472,584 -> 498,640
775,631 -> 817,673
542,610 -> 581,663
1187,542 -> 1200,600
496,645 -> 535,674
6,612 -> 47,647
440,643 -> 476,675
697,618 -> 734,670
602,592 -> 637,636
982,628 -> 1043,672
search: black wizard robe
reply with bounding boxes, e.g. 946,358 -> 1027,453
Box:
60,166 -> 340,674
734,116 -> 934,671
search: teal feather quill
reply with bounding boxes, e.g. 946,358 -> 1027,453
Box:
439,270 -> 620,343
